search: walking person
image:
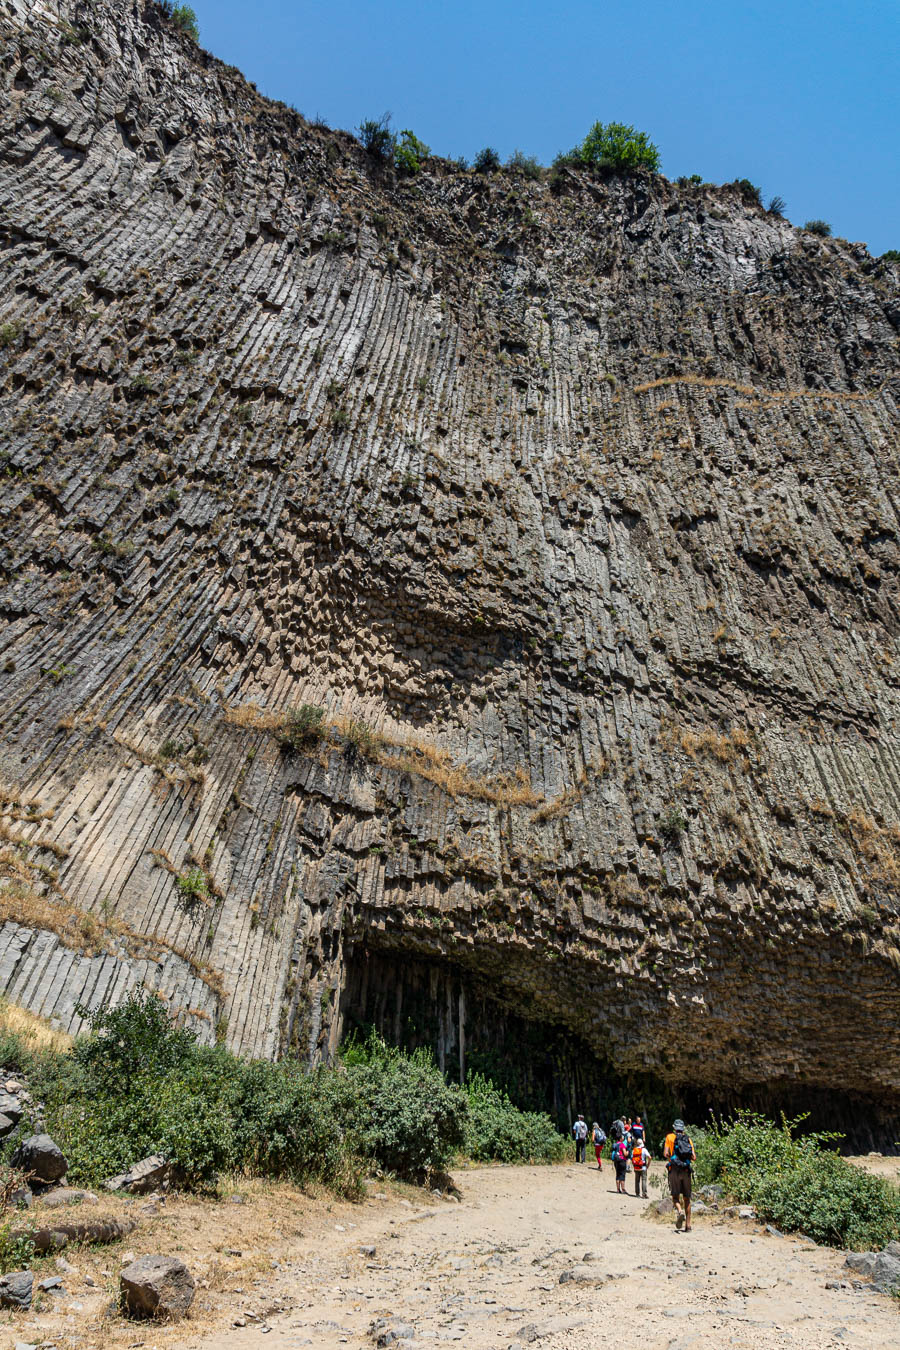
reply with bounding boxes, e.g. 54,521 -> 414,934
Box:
663,1118 -> 696,1231
572,1113 -> 588,1164
612,1133 -> 629,1193
632,1136 -> 650,1197
591,1121 -> 606,1170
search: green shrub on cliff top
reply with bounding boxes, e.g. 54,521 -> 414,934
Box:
573,121 -> 660,173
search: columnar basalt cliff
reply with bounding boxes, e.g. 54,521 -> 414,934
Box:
2,0 -> 900,1132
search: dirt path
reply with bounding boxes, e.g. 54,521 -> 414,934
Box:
183,1163 -> 899,1350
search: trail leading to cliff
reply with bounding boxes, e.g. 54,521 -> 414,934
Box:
190,1165 -> 898,1350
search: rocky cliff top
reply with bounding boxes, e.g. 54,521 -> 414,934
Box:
1,0 -> 900,1132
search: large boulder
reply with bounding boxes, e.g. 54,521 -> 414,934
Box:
845,1243 -> 900,1294
119,1255 -> 195,1319
0,1270 -> 33,1310
10,1134 -> 67,1187
106,1155 -> 170,1194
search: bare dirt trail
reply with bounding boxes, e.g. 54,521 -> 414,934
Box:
186,1162 -> 900,1350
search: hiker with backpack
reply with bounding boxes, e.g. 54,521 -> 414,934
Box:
591,1121 -> 606,1170
611,1133 -> 629,1193
663,1118 -> 696,1231
632,1136 -> 651,1197
572,1113 -> 588,1164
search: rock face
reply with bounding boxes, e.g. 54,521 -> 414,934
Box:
1,1 -> 900,1134
119,1254 -> 195,1319
0,1270 -> 33,1310
11,1134 -> 68,1186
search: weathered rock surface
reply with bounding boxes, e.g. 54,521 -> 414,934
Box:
0,1270 -> 33,1310
846,1240 -> 900,1294
10,1133 -> 67,1186
105,1154 -> 170,1194
0,0 -> 900,1133
119,1254 -> 195,1319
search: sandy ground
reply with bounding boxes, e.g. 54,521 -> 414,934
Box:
5,1160 -> 899,1350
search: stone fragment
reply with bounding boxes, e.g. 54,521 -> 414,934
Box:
558,1267 -> 607,1286
0,1271 -> 33,1309
105,1154 -> 170,1194
10,1134 -> 68,1186
119,1254 -> 195,1319
0,1091 -> 23,1122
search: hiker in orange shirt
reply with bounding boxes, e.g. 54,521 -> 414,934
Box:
663,1119 -> 696,1231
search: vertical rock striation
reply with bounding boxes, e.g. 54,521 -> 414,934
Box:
1,0 -> 900,1126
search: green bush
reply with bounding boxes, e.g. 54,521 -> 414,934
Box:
464,1073 -> 566,1163
160,3 -> 199,42
882,249 -> 900,263
506,150 -> 543,181
395,130 -> 430,176
346,1043 -> 467,1178
573,122 -> 660,173
473,146 -> 501,174
276,703 -> 326,751
804,219 -> 832,237
693,1111 -> 900,1250
73,992 -> 196,1091
28,998 -> 571,1194
359,114 -> 395,162
732,178 -> 762,206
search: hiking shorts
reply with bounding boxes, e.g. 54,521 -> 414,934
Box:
668,1164 -> 692,1202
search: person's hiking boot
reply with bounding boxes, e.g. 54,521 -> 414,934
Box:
675,1209 -> 685,1231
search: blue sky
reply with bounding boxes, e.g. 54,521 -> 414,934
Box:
193,1 -> 899,256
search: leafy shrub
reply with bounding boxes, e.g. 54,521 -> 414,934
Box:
175,867 -> 208,910
732,179 -> 762,206
574,122 -> 660,173
0,322 -> 21,349
804,219 -> 832,237
659,805 -> 687,844
881,249 -> 900,263
276,703 -> 326,751
340,1035 -> 466,1178
677,174 -> 703,187
473,146 -> 501,174
160,3 -> 199,42
464,1073 -> 566,1163
506,150 -> 543,181
340,719 -> 383,762
73,992 -> 197,1091
693,1111 -> 900,1250
359,114 -> 395,161
395,129 -> 430,175
767,195 -> 787,217
29,998 -> 570,1194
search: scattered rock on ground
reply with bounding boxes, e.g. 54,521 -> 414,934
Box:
39,1187 -> 99,1208
0,1270 -> 33,1310
119,1254 -> 195,1319
105,1155 -> 170,1194
20,1216 -> 136,1254
10,1134 -> 68,1187
845,1241 -> 900,1294
558,1267 -> 607,1286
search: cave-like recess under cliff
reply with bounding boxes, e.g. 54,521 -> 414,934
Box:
2,0 -> 900,1142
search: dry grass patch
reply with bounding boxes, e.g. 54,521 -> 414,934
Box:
663,721 -> 751,765
0,996 -> 72,1055
226,704 -> 544,807
0,863 -> 224,999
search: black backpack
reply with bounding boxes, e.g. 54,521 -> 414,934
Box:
672,1133 -> 693,1166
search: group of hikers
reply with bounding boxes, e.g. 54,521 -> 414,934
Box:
571,1113 -> 696,1232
